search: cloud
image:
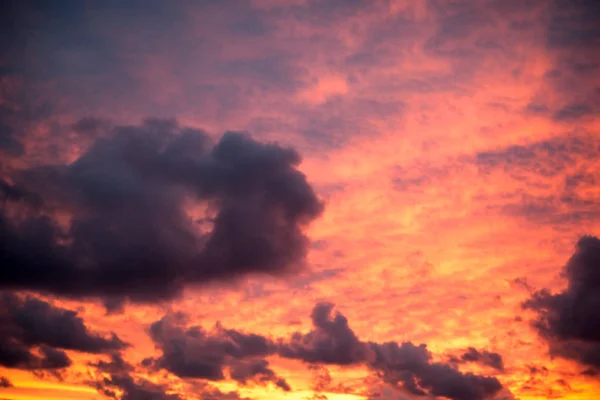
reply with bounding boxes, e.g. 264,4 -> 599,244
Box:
146,313 -> 289,391
289,303 -> 503,400
146,302 -> 504,400
0,118 -> 323,305
229,359 -> 291,391
0,292 -> 124,371
0,376 -> 12,388
90,352 -> 181,400
552,102 -> 594,121
523,235 -> 600,373
277,301 -> 371,365
91,352 -> 254,399
449,347 -> 505,372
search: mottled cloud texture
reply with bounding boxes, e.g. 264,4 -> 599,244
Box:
1,0 -> 600,399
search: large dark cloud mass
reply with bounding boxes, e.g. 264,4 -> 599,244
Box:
523,235 -> 600,374
0,293 -> 125,371
0,118 -> 323,305
144,302 -> 504,400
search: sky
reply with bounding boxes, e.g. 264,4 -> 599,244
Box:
0,0 -> 599,399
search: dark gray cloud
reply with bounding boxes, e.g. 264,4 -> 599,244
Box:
285,303 -> 503,400
37,345 -> 72,369
229,359 -> 291,391
90,352 -> 181,400
0,293 -> 126,353
450,347 -> 505,372
91,352 -> 254,399
0,376 -> 12,387
523,236 -> 600,374
0,292 -> 124,371
277,302 -> 370,365
369,341 -> 503,400
147,303 -> 503,400
0,118 -> 323,306
145,313 -> 289,392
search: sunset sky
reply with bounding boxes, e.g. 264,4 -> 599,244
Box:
1,1 -> 600,399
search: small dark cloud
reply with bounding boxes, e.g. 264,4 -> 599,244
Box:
450,347 -> 505,372
90,351 -> 182,400
368,339 -> 502,400
38,346 -> 72,369
523,236 -> 600,374
0,376 -> 12,388
277,302 -> 370,365
1,293 -> 126,353
91,352 -> 134,375
229,359 -> 291,391
97,373 -> 182,400
146,313 -> 288,392
0,292 -> 124,371
552,102 -> 594,121
0,118 -> 323,305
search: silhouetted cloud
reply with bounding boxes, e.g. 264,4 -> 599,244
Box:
90,352 -> 181,400
0,376 -> 12,388
277,302 -> 370,365
0,118 -> 323,306
97,374 -> 182,400
523,235 -> 600,374
146,302 -> 504,400
289,303 -> 503,400
0,293 -> 124,371
229,359 -> 291,391
450,347 -> 505,372
146,313 -> 289,391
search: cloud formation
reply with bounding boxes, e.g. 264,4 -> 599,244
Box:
145,303 -> 504,400
0,293 -> 124,371
523,235 -> 600,374
0,118 -> 323,306
450,348 -> 505,372
92,353 -> 182,400
277,301 -> 370,365
145,312 -> 288,392
0,375 -> 13,388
